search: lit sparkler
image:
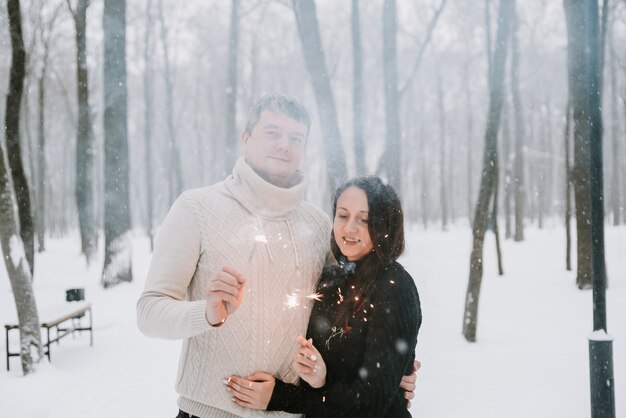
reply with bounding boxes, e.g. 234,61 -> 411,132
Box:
285,290 -> 323,309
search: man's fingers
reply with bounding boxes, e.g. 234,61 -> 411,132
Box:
208,290 -> 238,305
414,360 -> 421,372
405,391 -> 415,400
221,265 -> 247,284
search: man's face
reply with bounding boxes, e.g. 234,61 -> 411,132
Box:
242,110 -> 308,187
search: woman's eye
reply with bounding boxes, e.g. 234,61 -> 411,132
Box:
360,218 -> 369,224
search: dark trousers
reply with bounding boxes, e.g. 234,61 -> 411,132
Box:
176,410 -> 199,418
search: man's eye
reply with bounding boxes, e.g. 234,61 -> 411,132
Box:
266,130 -> 279,138
337,214 -> 348,219
291,136 -> 304,144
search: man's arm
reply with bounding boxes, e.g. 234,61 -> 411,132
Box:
400,360 -> 421,408
136,195 -> 210,339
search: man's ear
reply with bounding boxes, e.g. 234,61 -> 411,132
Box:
241,130 -> 249,149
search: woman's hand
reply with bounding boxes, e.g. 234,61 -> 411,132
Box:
225,372 -> 275,410
292,335 -> 327,388
205,265 -> 247,326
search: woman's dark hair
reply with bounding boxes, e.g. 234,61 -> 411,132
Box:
327,176 -> 405,329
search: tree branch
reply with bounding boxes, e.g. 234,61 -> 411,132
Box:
398,0 -> 448,98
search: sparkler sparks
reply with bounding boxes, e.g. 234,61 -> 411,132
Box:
286,293 -> 299,308
306,292 -> 323,302
285,291 -> 323,308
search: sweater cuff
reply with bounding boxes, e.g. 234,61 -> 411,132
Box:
267,378 -> 303,412
189,300 -> 212,334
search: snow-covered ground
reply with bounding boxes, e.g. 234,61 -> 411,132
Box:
0,225 -> 624,418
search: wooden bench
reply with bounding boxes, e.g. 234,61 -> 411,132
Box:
4,301 -> 93,371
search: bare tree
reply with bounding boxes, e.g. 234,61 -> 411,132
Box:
143,0 -> 155,249
2,0 -> 43,375
564,99 -> 573,271
398,0 -> 448,97
351,0 -> 366,175
502,99 -> 513,239
436,62 -> 448,230
565,0 -> 595,289
34,3 -> 62,252
102,0 -> 132,288
608,22 -> 621,225
157,0 -> 183,204
382,0 -> 401,192
68,0 -> 98,263
511,0 -> 525,242
4,0 -> 34,275
224,0 -> 240,175
463,0 -> 512,342
292,0 -> 347,191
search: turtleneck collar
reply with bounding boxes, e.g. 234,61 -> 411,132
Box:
224,157 -> 307,219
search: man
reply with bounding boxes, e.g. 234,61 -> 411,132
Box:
137,94 -> 416,418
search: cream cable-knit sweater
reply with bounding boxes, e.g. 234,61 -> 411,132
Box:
137,158 -> 331,418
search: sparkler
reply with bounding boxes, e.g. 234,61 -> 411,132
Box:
285,290 -> 324,309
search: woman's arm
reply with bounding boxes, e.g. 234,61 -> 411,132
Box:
268,272 -> 421,417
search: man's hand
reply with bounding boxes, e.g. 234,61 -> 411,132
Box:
205,265 -> 247,325
226,372 -> 275,410
292,336 -> 327,388
400,360 -> 421,408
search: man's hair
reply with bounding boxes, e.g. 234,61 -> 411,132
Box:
244,94 -> 311,135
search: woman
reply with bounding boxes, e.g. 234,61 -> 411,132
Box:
226,176 -> 422,417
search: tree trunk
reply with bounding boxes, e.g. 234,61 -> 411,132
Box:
492,167 -> 504,275
564,0 -> 594,289
143,0 -> 155,250
436,64 -> 447,230
5,0 -> 34,275
564,99 -> 573,271
292,0 -> 347,191
102,0 -> 132,288
383,0 -> 402,193
36,65 -> 46,252
511,1 -> 524,242
2,0 -> 43,375
608,28 -> 620,225
72,0 -> 98,263
157,0 -> 183,203
463,0 -> 512,343
351,0 -> 366,176
502,99 -> 513,239
464,59 -> 474,226
224,0 -> 239,175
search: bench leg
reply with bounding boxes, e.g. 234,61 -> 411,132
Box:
5,328 -> 9,371
46,327 -> 51,361
89,308 -> 93,346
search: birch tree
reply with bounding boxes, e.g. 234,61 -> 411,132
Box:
102,0 -> 132,287
2,0 -> 43,375
383,0 -> 401,192
292,0 -> 347,191
463,0 -> 513,342
68,0 -> 97,262
4,0 -> 34,275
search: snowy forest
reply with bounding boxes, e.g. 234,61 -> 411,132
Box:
1,0 -> 625,416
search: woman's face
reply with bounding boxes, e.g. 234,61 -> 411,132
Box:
333,186 -> 374,261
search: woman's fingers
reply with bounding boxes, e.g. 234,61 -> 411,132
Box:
224,376 -> 255,398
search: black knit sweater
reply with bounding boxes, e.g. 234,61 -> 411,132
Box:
267,261 -> 422,418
